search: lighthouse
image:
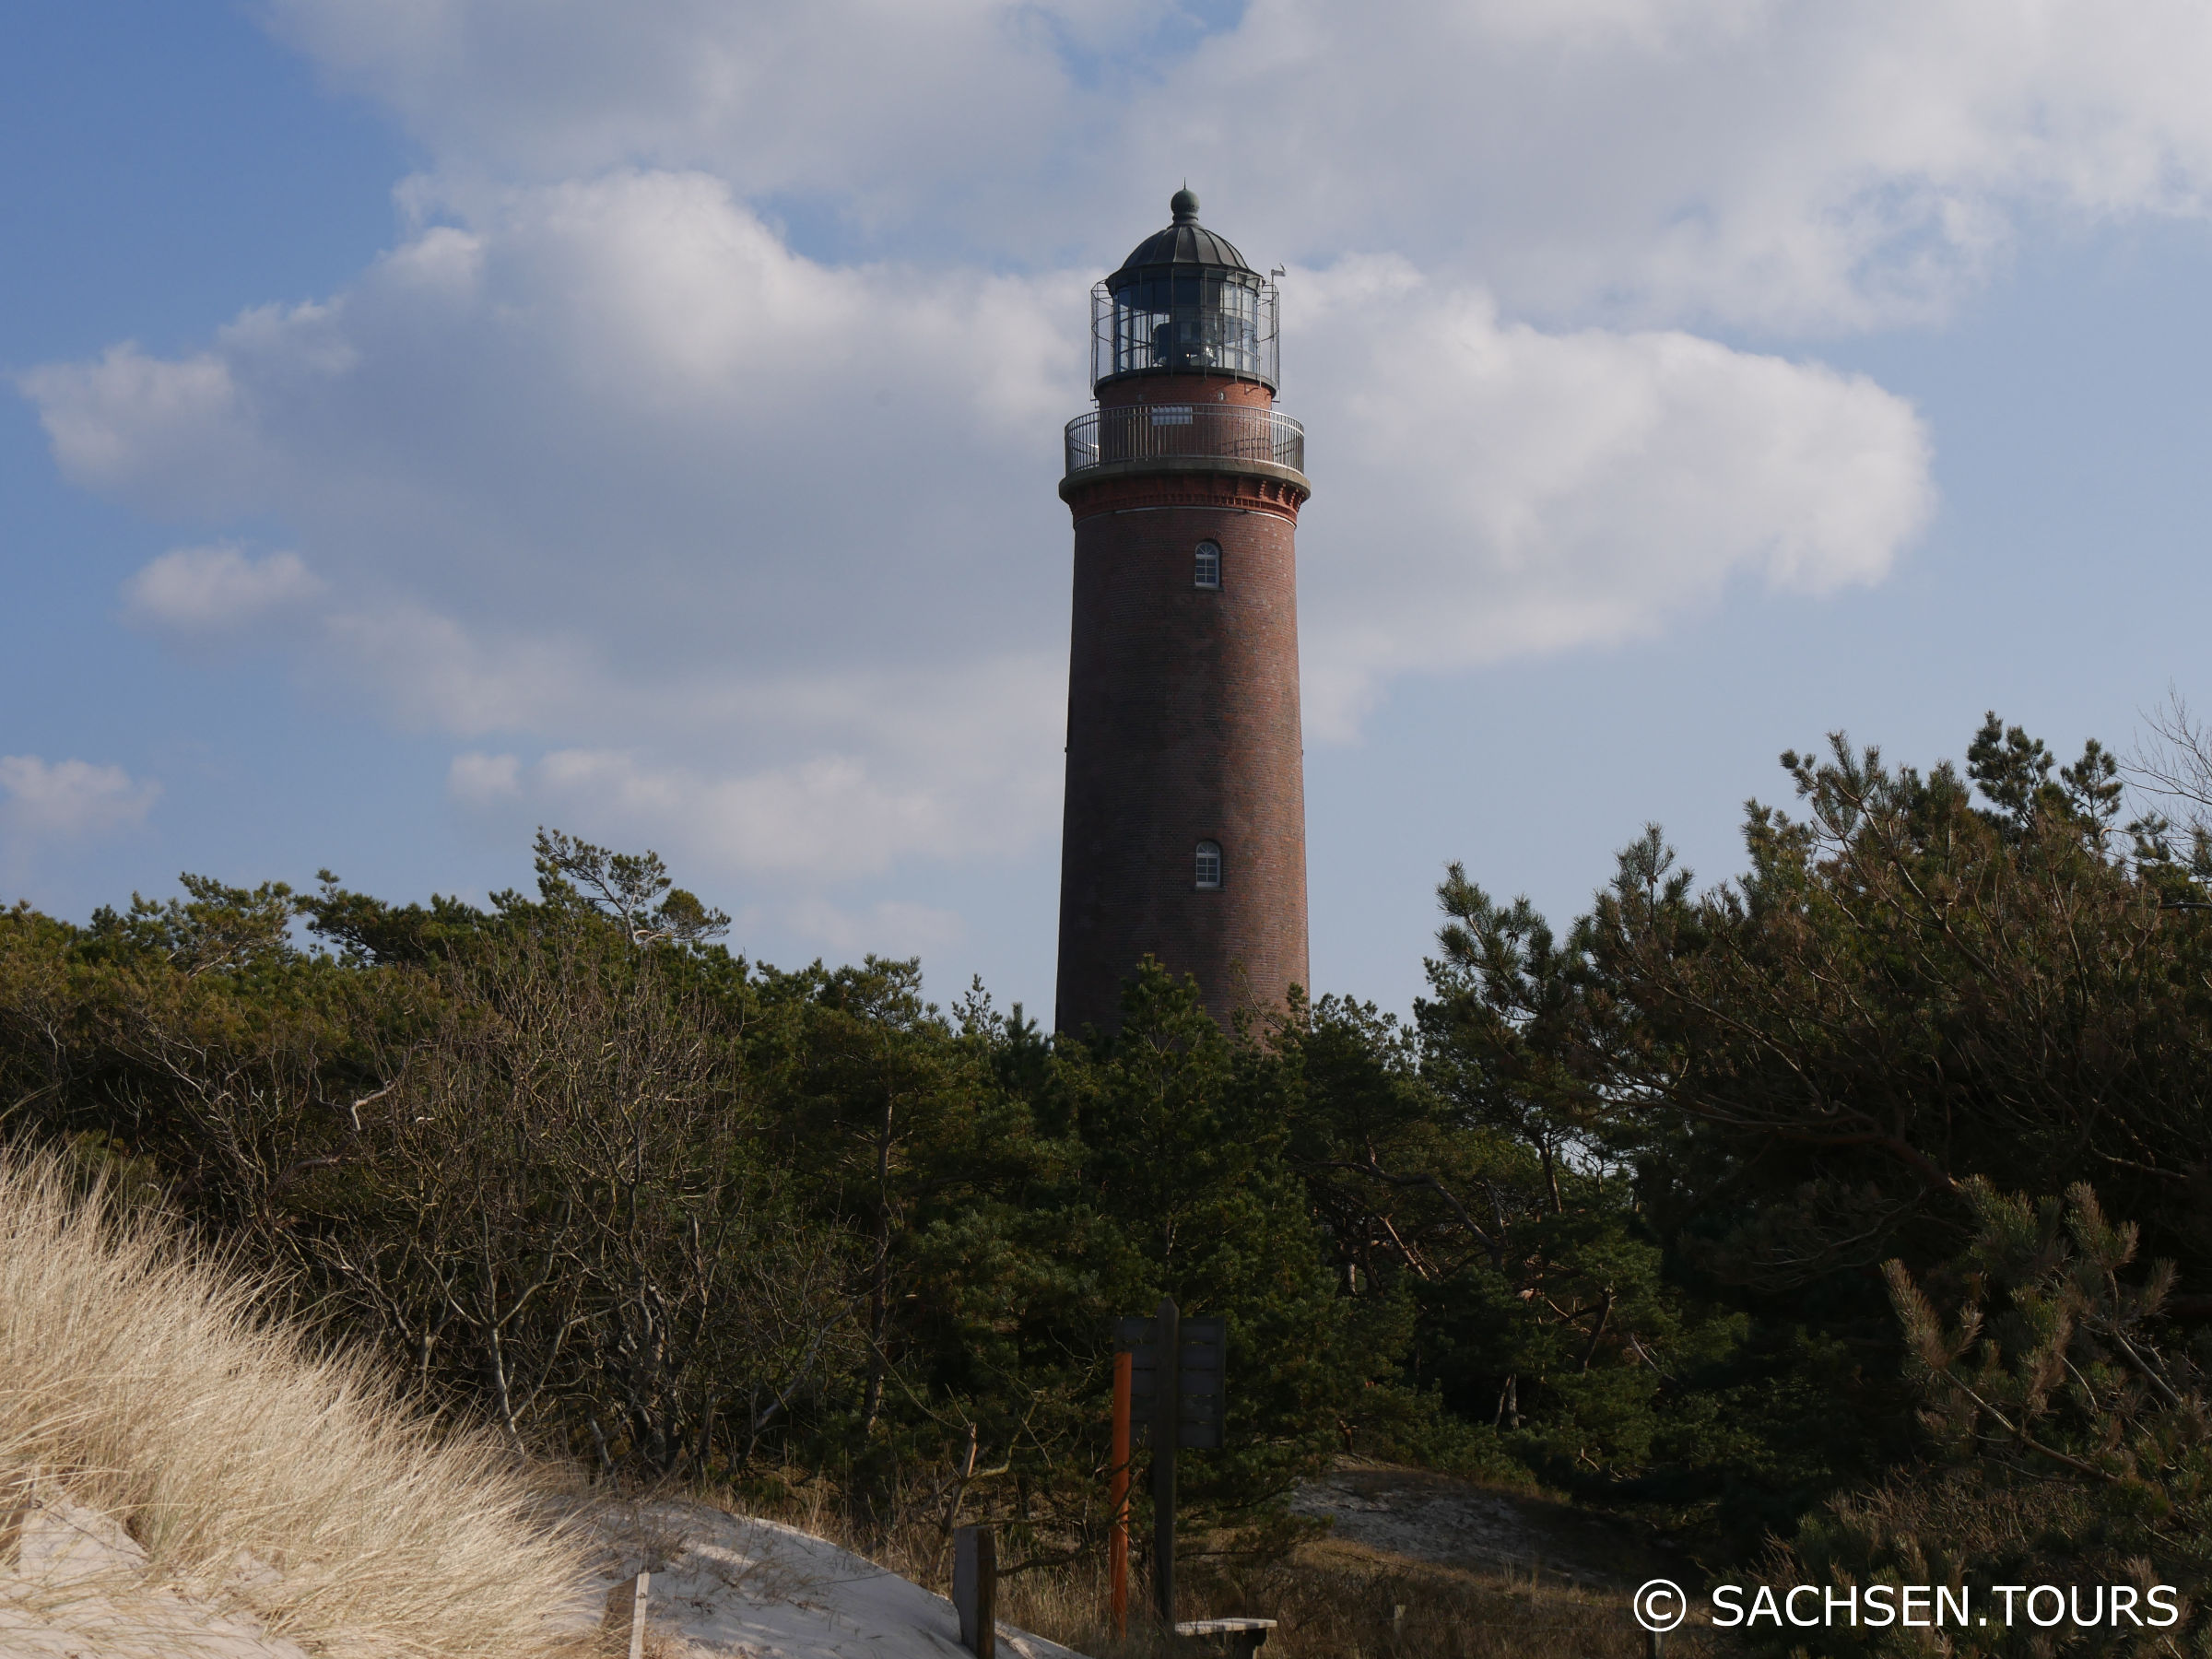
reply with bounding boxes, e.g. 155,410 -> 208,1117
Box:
1053,189 -> 1312,1036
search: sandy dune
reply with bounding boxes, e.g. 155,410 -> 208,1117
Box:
2,1491 -> 1088,1659
589,1501 -> 1085,1659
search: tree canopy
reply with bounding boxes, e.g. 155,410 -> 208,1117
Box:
10,718 -> 2212,1640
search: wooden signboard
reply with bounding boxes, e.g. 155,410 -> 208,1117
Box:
1112,1300 -> 1228,1626
1115,1312 -> 1227,1450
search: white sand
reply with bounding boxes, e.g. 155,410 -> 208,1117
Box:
594,1502 -> 1088,1659
0,1496 -> 311,1658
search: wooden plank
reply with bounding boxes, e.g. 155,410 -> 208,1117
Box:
1152,1296 -> 1179,1629
954,1524 -> 996,1657
602,1571 -> 650,1659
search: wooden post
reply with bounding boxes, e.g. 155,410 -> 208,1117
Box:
603,1571 -> 650,1659
1152,1295 -> 1180,1631
1110,1348 -> 1132,1637
955,1524 -> 997,1657
629,1571 -> 651,1659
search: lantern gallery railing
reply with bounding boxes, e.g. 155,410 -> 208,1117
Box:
1064,405 -> 1305,478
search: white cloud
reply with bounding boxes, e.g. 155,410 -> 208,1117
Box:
446,722 -> 1057,883
18,346 -> 262,509
20,161 -> 1933,879
36,6 -> 2059,900
1140,0 -> 2212,329
1291,258 -> 1934,735
782,896 -> 966,960
123,544 -> 324,633
527,748 -> 977,877
259,0 -> 1124,204
25,173 -> 1080,665
0,757 -> 160,841
446,751 -> 522,805
258,0 -> 2212,330
326,606 -> 599,736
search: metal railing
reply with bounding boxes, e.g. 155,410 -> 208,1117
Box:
1064,405 -> 1305,478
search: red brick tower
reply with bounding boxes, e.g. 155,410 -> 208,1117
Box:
1054,189 -> 1311,1035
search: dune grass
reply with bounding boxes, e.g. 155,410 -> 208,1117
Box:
0,1148 -> 597,1658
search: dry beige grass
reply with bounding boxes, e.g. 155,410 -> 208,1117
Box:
0,1148 -> 597,1658
971,1545 -> 1691,1659
1152,1543 -> 1723,1659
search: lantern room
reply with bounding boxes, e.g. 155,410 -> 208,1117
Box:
1091,188 -> 1279,391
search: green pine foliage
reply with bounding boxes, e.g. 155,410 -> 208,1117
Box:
1770,1179 -> 2212,1656
0,833 -> 1367,1561
9,710 -> 2212,1615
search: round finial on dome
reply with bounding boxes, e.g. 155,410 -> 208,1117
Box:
1170,185 -> 1200,223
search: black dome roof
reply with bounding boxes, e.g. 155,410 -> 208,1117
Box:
1110,189 -> 1255,279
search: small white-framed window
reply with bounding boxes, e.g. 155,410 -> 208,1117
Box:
1194,540 -> 1221,590
1194,840 -> 1223,889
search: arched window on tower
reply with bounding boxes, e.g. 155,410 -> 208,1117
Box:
1194,840 -> 1223,889
1194,540 -> 1221,590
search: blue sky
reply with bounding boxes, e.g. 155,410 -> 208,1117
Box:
7,1 -> 2212,1020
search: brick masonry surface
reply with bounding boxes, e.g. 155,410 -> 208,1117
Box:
1055,371 -> 1310,1034
1096,373 -> 1277,412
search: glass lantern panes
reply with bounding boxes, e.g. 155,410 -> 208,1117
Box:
1093,272 -> 1277,389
